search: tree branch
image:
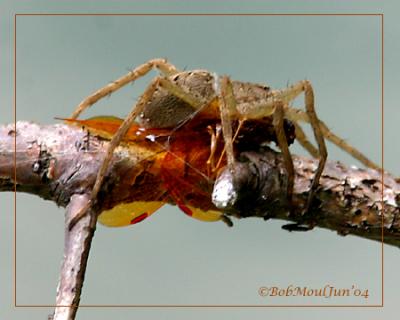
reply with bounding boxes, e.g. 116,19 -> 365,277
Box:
1,121 -> 399,319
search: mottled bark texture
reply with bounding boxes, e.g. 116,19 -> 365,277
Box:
1,122 -> 399,319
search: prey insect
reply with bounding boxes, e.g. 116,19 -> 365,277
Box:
65,58 -> 379,230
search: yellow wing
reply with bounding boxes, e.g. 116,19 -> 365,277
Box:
98,201 -> 165,227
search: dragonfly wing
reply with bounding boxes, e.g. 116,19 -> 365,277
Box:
178,204 -> 222,222
98,201 -> 165,227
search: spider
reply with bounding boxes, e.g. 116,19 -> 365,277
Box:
67,58 -> 379,229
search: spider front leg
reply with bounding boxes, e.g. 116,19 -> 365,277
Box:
70,58 -> 179,119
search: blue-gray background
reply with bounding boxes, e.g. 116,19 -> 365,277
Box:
1,1 -> 399,319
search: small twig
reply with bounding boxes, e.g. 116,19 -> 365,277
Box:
53,193 -> 95,320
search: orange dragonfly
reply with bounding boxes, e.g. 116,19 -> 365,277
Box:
63,111 -> 295,228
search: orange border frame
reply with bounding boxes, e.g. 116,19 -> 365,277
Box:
13,13 -> 385,308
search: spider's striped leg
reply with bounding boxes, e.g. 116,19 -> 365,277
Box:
71,58 -> 179,119
272,100 -> 295,214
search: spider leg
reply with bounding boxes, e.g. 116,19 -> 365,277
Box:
218,76 -> 237,172
292,122 -> 319,158
302,81 -> 328,215
259,81 -> 326,217
215,119 -> 244,172
71,58 -> 179,119
272,100 -> 295,213
68,77 -> 161,230
273,82 -> 379,170
206,124 -> 222,175
285,107 -> 380,170
318,119 -> 380,170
